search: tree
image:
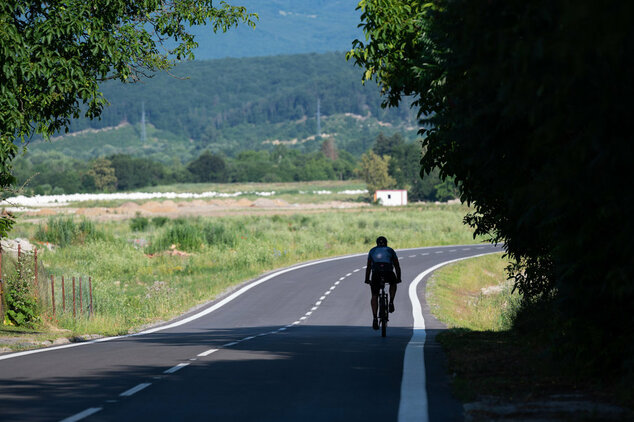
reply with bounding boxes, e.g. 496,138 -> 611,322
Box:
87,158 -> 117,192
349,0 -> 634,373
0,1 -> 256,235
372,132 -> 404,157
320,138 -> 338,161
187,150 -> 227,182
357,151 -> 396,195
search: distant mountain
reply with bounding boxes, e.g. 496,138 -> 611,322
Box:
50,52 -> 418,158
186,0 -> 362,59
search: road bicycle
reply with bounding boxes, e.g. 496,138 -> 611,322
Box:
377,276 -> 389,337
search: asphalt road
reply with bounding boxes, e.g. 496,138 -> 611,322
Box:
0,244 -> 499,422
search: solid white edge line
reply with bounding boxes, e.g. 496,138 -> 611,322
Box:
0,244 -> 499,362
120,383 -> 152,397
197,348 -> 218,357
60,407 -> 103,422
164,363 -> 189,374
398,251 -> 498,422
0,252 -> 364,361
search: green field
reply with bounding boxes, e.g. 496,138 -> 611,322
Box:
5,203 -> 480,339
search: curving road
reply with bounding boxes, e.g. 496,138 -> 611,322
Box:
0,244 -> 499,422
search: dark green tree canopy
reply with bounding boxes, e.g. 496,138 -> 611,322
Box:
187,150 -> 228,183
0,0 -> 255,235
349,0 -> 634,372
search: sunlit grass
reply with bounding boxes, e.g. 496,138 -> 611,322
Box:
9,204 -> 482,337
426,253 -> 520,331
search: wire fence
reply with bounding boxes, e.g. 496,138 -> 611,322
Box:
0,243 -> 94,322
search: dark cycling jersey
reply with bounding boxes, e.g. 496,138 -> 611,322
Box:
368,246 -> 398,272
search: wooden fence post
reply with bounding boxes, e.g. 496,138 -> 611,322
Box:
34,247 -> 38,289
72,277 -> 76,318
89,277 -> 93,318
61,276 -> 66,312
50,275 -> 55,316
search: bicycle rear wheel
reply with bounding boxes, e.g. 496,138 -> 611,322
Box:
379,292 -> 388,337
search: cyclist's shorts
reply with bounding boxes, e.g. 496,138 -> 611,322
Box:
370,270 -> 399,295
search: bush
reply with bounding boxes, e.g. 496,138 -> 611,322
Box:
35,216 -> 105,247
4,254 -> 40,327
202,223 -> 236,247
147,222 -> 204,253
130,214 -> 149,232
152,217 -> 169,227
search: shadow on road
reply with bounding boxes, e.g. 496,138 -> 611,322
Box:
0,325 -> 460,422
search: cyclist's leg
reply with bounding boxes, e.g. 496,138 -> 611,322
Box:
370,281 -> 379,318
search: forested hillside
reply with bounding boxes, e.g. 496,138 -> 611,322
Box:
47,52 -> 417,156
18,53 -> 446,200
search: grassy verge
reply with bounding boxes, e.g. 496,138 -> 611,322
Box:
3,204 -> 479,344
427,254 -> 633,416
426,253 -> 519,331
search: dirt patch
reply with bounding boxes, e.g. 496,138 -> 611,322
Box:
19,198 -> 370,222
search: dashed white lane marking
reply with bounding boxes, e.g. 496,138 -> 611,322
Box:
311,306 -> 318,311
300,316 -> 307,320
329,286 -> 336,290
120,383 -> 152,397
324,291 -> 331,295
463,248 -> 471,250
223,341 -> 238,347
449,249 -> 457,252
320,296 -> 326,300
243,336 -> 255,341
334,281 -> 340,285
164,363 -> 189,374
346,273 -> 352,276
60,407 -> 103,422
198,348 -> 218,357
421,253 -> 429,256
399,250 -> 499,422
315,301 -> 322,306
339,277 -> 345,280
435,251 -> 443,254
353,269 -> 360,272
363,265 -> 367,269
477,247 -> 485,249
305,311 -> 313,316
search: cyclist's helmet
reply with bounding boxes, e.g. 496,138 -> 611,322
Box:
376,236 -> 388,246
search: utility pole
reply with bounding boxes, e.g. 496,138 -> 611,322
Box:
316,97 -> 321,137
141,102 -> 147,142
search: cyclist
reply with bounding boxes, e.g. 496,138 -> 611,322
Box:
364,236 -> 401,330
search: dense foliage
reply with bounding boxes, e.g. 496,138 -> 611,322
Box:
4,254 -> 40,327
0,1 -> 256,237
61,53 -> 417,155
350,0 -> 633,375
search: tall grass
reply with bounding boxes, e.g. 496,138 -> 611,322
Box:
34,216 -> 106,247
426,253 -> 521,331
31,204 -> 482,335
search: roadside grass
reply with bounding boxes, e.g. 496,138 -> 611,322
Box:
426,253 -> 519,331
428,254 -> 634,412
0,325 -> 72,352
3,204 -> 481,343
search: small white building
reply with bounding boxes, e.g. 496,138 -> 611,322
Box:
374,189 -> 408,206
